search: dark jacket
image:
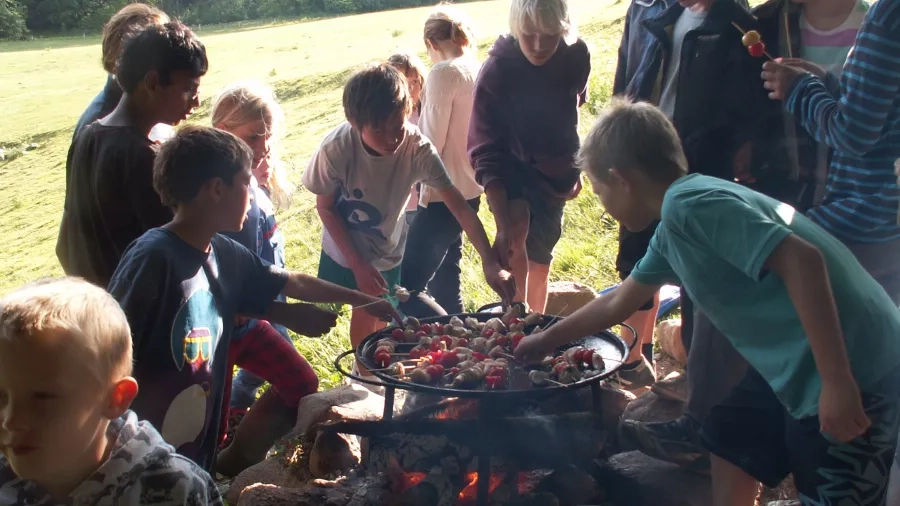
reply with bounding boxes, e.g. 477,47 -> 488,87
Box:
614,0 -> 673,95
468,35 -> 591,199
746,0 -> 829,212
625,0 -> 768,181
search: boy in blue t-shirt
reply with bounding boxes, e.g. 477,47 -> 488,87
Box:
109,126 -> 398,471
515,99 -> 900,505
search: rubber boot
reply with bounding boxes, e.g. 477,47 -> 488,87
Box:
215,389 -> 297,477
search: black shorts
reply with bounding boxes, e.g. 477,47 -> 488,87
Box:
503,168 -> 569,266
701,369 -> 900,503
616,222 -> 659,311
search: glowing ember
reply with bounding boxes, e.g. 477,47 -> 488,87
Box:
457,472 -> 506,505
434,399 -> 480,420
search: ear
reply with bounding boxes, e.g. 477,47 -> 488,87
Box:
143,70 -> 162,95
104,377 -> 139,419
208,177 -> 227,202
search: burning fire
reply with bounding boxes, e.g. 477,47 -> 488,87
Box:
433,399 -> 480,420
399,471 -> 540,505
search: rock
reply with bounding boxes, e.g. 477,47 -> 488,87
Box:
767,502 -> 801,506
236,477 -> 392,506
227,457 -> 308,505
656,318 -> 687,366
294,383 -> 385,436
309,430 -> 360,478
620,391 -> 684,425
544,281 -> 597,316
598,451 -> 711,506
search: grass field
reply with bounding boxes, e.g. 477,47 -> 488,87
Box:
0,0 -> 628,387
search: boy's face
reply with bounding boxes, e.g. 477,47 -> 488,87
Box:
358,110 -> 407,156
589,170 -> 656,232
0,334 -> 123,493
518,19 -> 562,66
219,167 -> 254,232
149,70 -> 201,126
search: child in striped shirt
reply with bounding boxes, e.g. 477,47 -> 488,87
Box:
761,0 -> 900,303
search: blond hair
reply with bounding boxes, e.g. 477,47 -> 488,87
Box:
211,82 -> 294,210
577,97 -> 688,183
0,277 -> 133,382
101,3 -> 169,74
424,3 -> 476,49
509,0 -> 577,44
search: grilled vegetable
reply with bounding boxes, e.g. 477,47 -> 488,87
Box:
409,368 -> 431,384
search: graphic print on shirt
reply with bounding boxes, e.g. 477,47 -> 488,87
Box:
336,186 -> 386,241
161,289 -> 222,450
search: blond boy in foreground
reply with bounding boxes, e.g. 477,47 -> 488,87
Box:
515,99 -> 900,505
0,277 -> 221,505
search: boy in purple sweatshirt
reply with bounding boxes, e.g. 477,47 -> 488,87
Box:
467,0 -> 591,313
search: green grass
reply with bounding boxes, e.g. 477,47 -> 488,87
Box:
0,0 -> 628,388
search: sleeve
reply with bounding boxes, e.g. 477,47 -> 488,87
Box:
418,64 -> 457,155
159,456 -> 225,506
226,238 -> 289,316
107,248 -> 169,354
572,40 -> 592,107
467,57 -> 516,190
630,232 -> 680,286
416,141 -> 454,190
785,2 -> 900,157
613,4 -> 635,96
302,142 -> 341,195
125,143 -> 173,230
677,190 -> 793,280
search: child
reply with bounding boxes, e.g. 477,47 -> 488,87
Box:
74,3 -> 173,143
211,82 -> 305,417
761,0 -> 900,302
515,99 -> 900,505
0,277 -> 222,505
303,62 -> 514,377
387,52 -> 428,220
398,4 -> 484,318
108,126 -> 398,472
750,0 -> 869,211
57,21 -> 207,287
468,0 -> 590,313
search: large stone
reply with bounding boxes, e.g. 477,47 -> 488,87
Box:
656,318 -> 687,366
309,430 -> 360,478
599,451 -> 711,506
620,391 -> 684,425
227,457 -> 309,505
294,383 -> 386,436
545,281 -> 598,316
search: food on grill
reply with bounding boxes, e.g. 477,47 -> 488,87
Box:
393,285 -> 411,302
374,311 -> 608,390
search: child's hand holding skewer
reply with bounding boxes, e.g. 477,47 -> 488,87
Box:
761,59 -> 812,101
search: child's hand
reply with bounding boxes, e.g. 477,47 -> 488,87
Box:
819,379 -> 871,442
483,264 -> 516,305
351,261 -> 389,297
761,60 -> 810,101
492,232 -> 512,270
280,303 -> 339,337
776,58 -> 827,79
360,296 -> 403,326
513,330 -> 556,363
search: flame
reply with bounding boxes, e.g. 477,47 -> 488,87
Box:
457,472 -> 505,505
399,470 -> 544,504
434,399 -> 480,420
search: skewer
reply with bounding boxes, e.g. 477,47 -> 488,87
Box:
731,22 -> 775,60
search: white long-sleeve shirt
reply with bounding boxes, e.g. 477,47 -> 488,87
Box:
418,55 -> 484,205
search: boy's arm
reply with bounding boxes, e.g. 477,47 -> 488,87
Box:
127,144 -> 173,230
764,234 -> 870,442
514,277 -> 662,362
782,3 -> 900,157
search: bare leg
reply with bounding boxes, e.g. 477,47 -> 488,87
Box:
623,291 -> 660,364
507,200 -> 531,305
711,454 -> 759,506
526,261 -> 551,313
351,308 -> 385,376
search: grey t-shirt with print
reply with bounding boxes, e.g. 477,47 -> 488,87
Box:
302,121 -> 454,271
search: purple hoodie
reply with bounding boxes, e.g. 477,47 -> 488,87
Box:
468,35 -> 590,199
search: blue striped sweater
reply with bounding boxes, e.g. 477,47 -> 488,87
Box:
786,0 -> 900,244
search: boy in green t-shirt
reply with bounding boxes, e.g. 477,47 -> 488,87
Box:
515,99 -> 900,505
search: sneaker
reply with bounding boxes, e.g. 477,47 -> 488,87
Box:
618,416 -> 708,467
651,371 -> 688,402
607,356 -> 657,392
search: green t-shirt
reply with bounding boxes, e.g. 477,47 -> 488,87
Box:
632,174 -> 900,418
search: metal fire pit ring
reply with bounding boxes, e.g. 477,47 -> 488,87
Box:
334,312 -> 634,401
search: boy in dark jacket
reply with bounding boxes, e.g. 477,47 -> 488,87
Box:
468,0 -> 591,313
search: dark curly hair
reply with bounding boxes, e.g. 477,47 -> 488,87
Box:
116,21 -> 208,93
